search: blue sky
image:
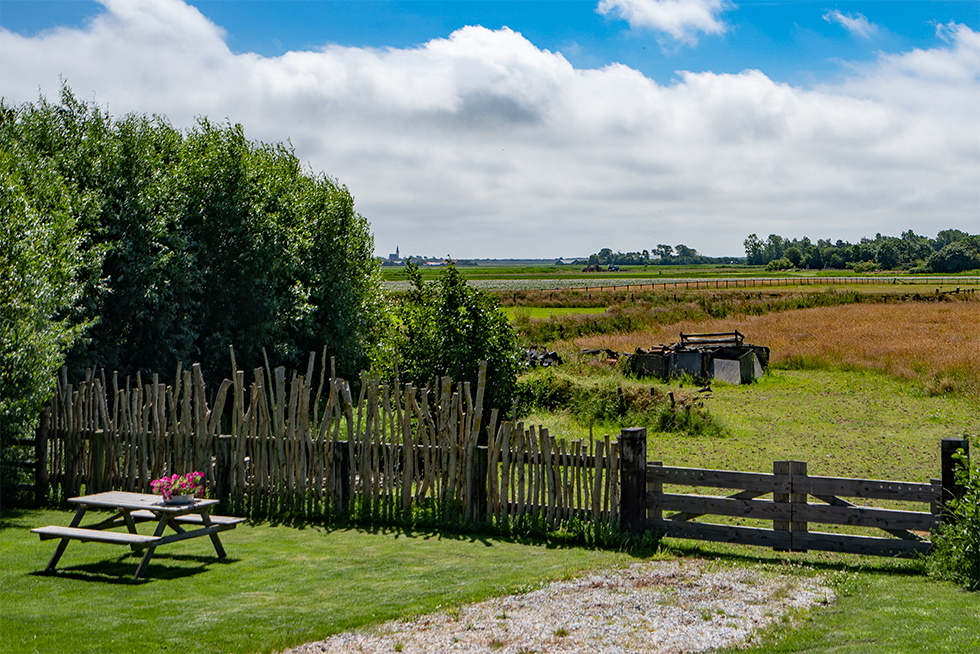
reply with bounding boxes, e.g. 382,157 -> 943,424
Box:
2,1 -> 978,257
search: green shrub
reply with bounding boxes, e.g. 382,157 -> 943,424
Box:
928,436 -> 980,590
394,260 -> 523,412
516,368 -> 726,438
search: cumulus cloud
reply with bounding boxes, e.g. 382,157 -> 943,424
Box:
597,0 -> 731,46
823,10 -> 879,39
1,0 -> 977,258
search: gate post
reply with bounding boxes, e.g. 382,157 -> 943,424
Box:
619,427 -> 647,535
941,437 -> 970,514
774,460 -> 808,552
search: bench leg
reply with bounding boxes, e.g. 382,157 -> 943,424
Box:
45,506 -> 87,573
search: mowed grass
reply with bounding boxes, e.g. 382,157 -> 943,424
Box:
572,300 -> 980,401
0,511 -> 634,654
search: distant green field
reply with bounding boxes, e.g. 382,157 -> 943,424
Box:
501,306 -> 607,319
382,263 -> 765,281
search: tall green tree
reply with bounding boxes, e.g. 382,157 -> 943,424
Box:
2,86 -> 386,394
0,118 -> 102,501
395,261 -> 522,413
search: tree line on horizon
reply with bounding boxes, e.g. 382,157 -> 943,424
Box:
743,230 -> 979,273
579,229 -> 978,272
577,245 -> 742,267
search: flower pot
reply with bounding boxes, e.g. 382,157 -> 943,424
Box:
164,493 -> 195,505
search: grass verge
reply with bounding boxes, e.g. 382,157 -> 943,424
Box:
660,539 -> 980,654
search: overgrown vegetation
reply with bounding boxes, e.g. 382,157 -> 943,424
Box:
517,362 -> 726,439
928,436 -> 980,590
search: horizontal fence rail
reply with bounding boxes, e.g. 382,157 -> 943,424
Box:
646,460 -> 944,558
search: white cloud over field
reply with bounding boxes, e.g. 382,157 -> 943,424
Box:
2,0 -> 977,258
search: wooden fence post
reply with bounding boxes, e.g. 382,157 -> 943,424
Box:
941,437 -> 970,514
619,427 -> 647,534
472,445 -> 488,526
90,430 -> 105,494
774,460 -> 808,552
35,407 -> 50,505
216,435 -> 231,502
337,441 -> 350,516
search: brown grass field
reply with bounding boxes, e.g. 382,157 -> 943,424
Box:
571,300 -> 980,401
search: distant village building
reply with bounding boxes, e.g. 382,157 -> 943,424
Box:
387,246 -> 401,263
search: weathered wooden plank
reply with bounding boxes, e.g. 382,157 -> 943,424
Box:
32,526 -> 161,547
795,503 -> 938,532
646,466 -> 790,494
652,520 -> 794,550
795,476 -> 940,503
652,493 -> 794,521
792,531 -> 931,558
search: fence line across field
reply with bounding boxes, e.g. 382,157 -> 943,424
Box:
382,275 -> 979,293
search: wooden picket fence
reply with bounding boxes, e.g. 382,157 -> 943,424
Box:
39,353 -> 620,527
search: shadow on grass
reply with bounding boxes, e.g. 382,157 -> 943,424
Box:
659,537 -> 929,577
29,551 -> 241,584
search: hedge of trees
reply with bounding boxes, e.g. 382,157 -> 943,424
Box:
744,230 -> 979,273
1,88 -> 387,500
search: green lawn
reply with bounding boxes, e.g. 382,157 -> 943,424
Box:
0,509 -> 632,654
6,507 -> 978,654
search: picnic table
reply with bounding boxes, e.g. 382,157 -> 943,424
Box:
32,491 -> 244,579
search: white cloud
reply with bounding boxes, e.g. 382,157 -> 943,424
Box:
596,0 -> 731,46
1,0 -> 977,258
823,10 -> 879,39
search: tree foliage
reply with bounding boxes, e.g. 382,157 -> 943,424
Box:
1,88 -> 386,478
394,261 -> 522,413
0,103 -> 103,499
744,230 -> 979,272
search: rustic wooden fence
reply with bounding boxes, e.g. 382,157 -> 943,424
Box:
36,353 -> 620,527
617,429 -> 970,558
35,359 -> 968,555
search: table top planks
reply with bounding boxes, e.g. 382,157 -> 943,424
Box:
68,491 -> 219,513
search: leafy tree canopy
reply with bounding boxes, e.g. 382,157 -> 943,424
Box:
394,260 -> 522,413
1,86 -> 386,434
744,230 -> 978,272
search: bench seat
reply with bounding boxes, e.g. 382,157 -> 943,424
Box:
129,510 -> 245,526
31,526 -> 161,547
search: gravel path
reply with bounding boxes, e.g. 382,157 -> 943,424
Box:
281,560 -> 833,654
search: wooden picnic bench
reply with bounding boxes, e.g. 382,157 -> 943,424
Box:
32,491 -> 245,579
